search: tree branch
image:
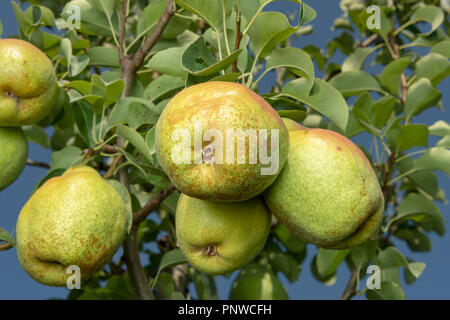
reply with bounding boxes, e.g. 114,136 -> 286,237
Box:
339,268 -> 359,300
26,159 -> 50,169
232,9 -> 242,73
0,242 -> 12,251
116,2 -> 176,300
360,34 -> 378,47
118,0 -> 128,60
120,0 -> 175,97
133,183 -> 176,225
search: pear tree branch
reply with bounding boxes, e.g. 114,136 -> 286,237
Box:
339,268 -> 359,300
0,242 -> 12,251
116,1 -> 176,301
26,159 -> 50,169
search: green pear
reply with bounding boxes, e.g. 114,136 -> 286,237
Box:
229,263 -> 288,300
16,166 -> 130,286
0,39 -> 58,127
156,81 -> 289,202
0,127 -> 28,191
176,194 -> 271,275
264,127 -> 384,249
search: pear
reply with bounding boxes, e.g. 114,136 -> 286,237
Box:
264,127 -> 384,249
0,127 -> 28,191
156,81 -> 289,202
229,263 -> 288,300
16,166 -> 130,286
176,194 -> 271,275
0,39 -> 57,127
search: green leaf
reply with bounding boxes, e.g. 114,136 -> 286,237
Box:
86,46 -> 119,67
341,47 -> 373,72
366,281 -> 406,300
144,75 -> 185,102
182,37 -> 242,76
258,47 -> 314,84
373,97 -> 397,129
146,47 -> 187,77
430,40 -> 450,58
395,226 -> 432,252
91,74 -> 124,107
0,228 -> 16,247
379,57 -> 411,96
116,125 -> 154,164
388,193 -> 443,228
11,1 -> 32,34
375,247 -> 426,280
269,251 -> 301,283
51,146 -> 83,170
386,124 -> 429,152
109,97 -> 160,127
190,269 -> 218,300
156,272 -> 175,298
275,224 -> 306,254
415,147 -> 450,175
152,249 -> 187,288
315,249 -> 349,278
350,240 -> 378,270
404,78 -> 441,120
23,125 -> 50,149
62,0 -> 114,37
408,5 -> 444,35
175,0 -> 221,31
70,54 -> 90,77
281,78 -> 349,131
329,70 -> 382,96
396,158 -> 439,198
73,101 -> 95,147
247,11 -> 299,60
415,53 -> 450,86
429,120 -> 450,148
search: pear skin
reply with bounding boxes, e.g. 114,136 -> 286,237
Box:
176,194 -> 271,275
0,127 -> 28,191
0,39 -> 57,127
16,166 -> 130,286
156,81 -> 289,202
264,128 -> 384,249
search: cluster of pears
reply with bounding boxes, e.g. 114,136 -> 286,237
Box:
0,38 -> 58,190
156,82 -> 384,284
0,39 -> 130,287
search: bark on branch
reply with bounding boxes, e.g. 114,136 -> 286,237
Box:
116,1 -> 176,301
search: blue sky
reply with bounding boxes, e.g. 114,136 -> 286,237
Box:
0,1 -> 449,300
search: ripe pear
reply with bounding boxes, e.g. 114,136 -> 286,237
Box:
0,127 -> 28,191
176,194 -> 271,275
16,166 -> 130,286
264,127 -> 384,249
0,39 -> 58,127
229,263 -> 288,300
156,81 -> 289,202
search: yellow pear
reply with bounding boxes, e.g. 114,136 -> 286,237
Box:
176,194 -> 271,275
16,166 -> 130,286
